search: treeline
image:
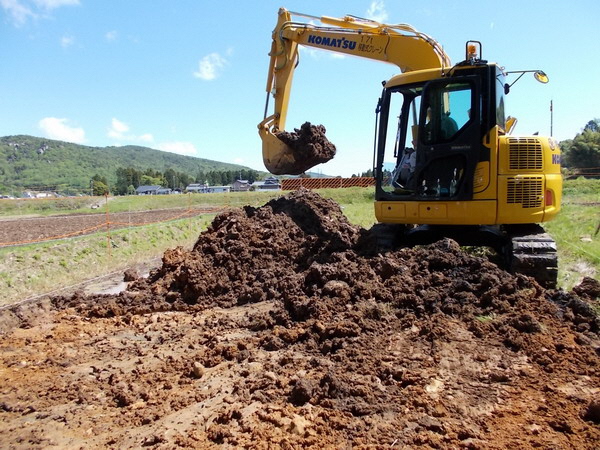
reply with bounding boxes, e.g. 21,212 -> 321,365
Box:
351,169 -> 375,178
561,119 -> 600,173
91,167 -> 261,195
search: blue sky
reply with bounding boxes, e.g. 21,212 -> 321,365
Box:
1,0 -> 598,177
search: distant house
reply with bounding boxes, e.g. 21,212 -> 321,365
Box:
21,191 -> 56,198
156,188 -> 172,195
135,185 -> 162,195
186,183 -> 231,194
208,186 -> 231,193
252,176 -> 281,191
186,183 -> 208,193
232,179 -> 251,192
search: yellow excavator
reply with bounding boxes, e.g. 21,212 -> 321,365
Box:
258,8 -> 562,288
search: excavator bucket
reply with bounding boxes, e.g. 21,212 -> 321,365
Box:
259,123 -> 304,175
258,119 -> 336,175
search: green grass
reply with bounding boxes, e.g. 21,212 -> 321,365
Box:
317,187 -> 378,228
545,204 -> 599,290
544,177 -> 599,289
0,196 -> 94,217
561,176 -> 600,202
0,191 -> 286,218
0,215 -> 214,306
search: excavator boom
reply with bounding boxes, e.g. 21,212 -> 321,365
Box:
259,8 -> 450,175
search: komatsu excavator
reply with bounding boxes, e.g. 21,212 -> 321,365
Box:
258,8 -> 562,288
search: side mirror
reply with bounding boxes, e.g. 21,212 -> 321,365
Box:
504,69 -> 549,92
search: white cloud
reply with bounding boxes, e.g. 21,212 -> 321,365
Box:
1,0 -> 35,26
60,35 -> 74,47
1,0 -> 79,26
33,0 -> 79,9
194,52 -> 228,81
157,141 -> 198,156
366,0 -> 388,23
233,157 -> 245,164
108,118 -> 154,144
39,117 -> 85,143
108,117 -> 129,138
105,30 -> 118,42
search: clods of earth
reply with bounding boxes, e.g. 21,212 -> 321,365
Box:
275,122 -> 336,174
0,189 -> 599,448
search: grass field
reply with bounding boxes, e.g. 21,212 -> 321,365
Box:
0,180 -> 597,306
0,191 -> 284,218
544,178 -> 600,289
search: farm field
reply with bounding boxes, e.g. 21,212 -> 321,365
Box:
0,183 -> 598,448
0,208 -> 222,246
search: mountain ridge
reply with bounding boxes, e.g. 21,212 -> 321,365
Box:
0,135 -> 259,193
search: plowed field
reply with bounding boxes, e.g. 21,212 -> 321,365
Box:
0,207 -> 221,247
0,190 -> 598,449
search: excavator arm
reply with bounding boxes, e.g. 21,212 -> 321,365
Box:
258,7 -> 451,175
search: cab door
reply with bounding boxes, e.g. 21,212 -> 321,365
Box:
413,76 -> 485,200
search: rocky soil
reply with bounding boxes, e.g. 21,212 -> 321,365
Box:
0,189 -> 598,449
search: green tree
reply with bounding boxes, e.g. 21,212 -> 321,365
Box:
178,172 -> 192,189
92,173 -> 107,185
353,169 -> 373,177
561,119 -> 600,169
240,169 -> 258,183
140,174 -> 163,186
164,168 -> 179,189
91,180 -> 109,196
221,171 -> 231,185
91,174 -> 109,195
115,167 -> 142,194
584,119 -> 599,133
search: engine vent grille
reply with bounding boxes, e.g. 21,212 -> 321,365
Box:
508,138 -> 543,170
507,177 -> 543,208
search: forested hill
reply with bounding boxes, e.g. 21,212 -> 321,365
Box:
0,135 -> 255,193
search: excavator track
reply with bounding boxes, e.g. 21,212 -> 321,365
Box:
504,224 -> 558,289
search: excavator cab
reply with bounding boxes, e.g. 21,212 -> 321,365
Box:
380,67 -> 486,201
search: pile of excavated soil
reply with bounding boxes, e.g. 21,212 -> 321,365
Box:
275,122 -> 336,174
1,189 -> 599,448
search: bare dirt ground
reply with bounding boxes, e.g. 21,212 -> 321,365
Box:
0,207 -> 221,247
0,189 -> 599,449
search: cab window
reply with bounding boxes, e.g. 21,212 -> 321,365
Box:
421,81 -> 473,145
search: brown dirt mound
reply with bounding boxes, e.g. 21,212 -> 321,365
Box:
275,122 -> 336,174
1,189 -> 599,448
